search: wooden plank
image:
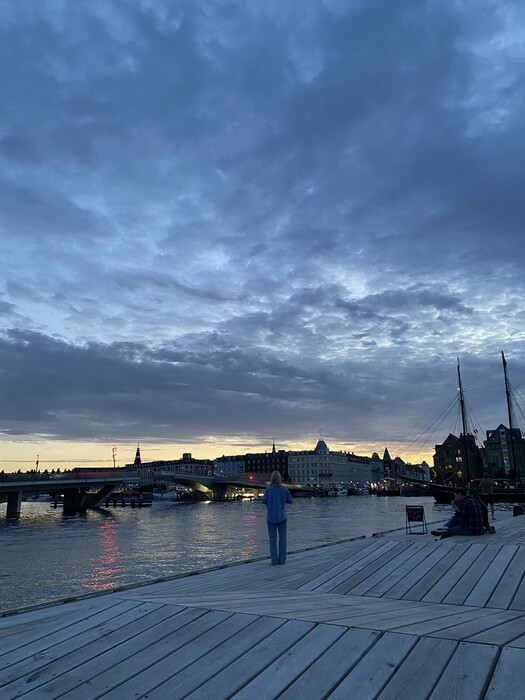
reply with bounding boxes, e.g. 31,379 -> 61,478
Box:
420,543 -> 486,604
364,542 -> 440,597
486,546 -> 523,609
331,543 -> 422,595
463,545 -> 517,607
428,609 -> 525,641
0,596 -> 116,631
465,613 -> 525,645
328,601 -> 481,633
298,541 -> 398,592
343,605 -> 471,633
393,606 -> 497,637
283,601 -> 411,626
145,616 -> 286,699
290,540 -> 384,590
0,597 -> 122,650
428,641 -> 499,699
0,599 -> 136,664
385,544 -> 463,600
184,620 -> 316,700
0,602 -> 169,692
441,545 -> 503,606
227,623 -> 346,699
375,637 -> 457,700
71,609 -> 236,700
508,629 -> 525,648
324,632 -> 418,699
101,611 -> 263,700
17,606 -> 213,699
275,628 -> 381,700
508,549 -> 525,610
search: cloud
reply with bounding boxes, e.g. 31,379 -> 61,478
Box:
1,1 -> 525,462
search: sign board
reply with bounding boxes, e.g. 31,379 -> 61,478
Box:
406,505 -> 427,534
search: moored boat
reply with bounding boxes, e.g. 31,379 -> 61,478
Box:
429,482 -> 525,504
430,354 -> 525,504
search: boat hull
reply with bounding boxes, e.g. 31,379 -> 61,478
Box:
430,483 -> 525,504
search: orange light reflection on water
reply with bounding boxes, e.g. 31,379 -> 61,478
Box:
239,509 -> 258,560
84,517 -> 124,592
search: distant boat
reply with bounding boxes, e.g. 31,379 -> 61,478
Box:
376,487 -> 401,497
152,489 -> 172,499
327,485 -> 348,496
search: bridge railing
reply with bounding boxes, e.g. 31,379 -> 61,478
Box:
0,469 -> 139,483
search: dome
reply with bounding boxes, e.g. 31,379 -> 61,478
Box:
315,439 -> 329,453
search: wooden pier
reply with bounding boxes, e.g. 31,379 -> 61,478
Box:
2,513 -> 525,698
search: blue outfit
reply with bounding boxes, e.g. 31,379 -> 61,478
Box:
261,484 -> 293,564
443,496 -> 484,536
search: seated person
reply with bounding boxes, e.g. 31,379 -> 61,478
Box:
431,488 -> 485,538
470,488 -> 495,533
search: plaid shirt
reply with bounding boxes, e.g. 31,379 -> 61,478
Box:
458,496 -> 484,535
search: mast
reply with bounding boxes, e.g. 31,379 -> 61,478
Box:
502,351 -> 519,482
457,358 -> 470,484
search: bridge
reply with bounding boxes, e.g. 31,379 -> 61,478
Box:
157,472 -> 317,498
0,471 -> 140,519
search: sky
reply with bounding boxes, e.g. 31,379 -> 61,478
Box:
1,0 -> 525,472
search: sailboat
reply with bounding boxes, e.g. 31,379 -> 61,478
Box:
429,354 -> 525,504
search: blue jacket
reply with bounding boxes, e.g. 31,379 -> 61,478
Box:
261,484 -> 293,523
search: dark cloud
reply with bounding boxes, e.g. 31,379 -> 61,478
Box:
0,1 -> 524,462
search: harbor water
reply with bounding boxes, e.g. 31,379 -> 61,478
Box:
0,495 -> 506,612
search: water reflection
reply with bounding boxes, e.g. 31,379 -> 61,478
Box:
240,508 -> 258,560
85,517 -> 124,592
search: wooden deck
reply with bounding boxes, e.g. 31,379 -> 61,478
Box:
3,513 -> 525,698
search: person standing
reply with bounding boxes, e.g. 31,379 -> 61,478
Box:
261,471 -> 293,565
479,471 -> 496,520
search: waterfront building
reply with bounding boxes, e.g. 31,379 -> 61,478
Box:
483,424 -> 525,479
134,452 -> 214,484
433,433 -> 483,482
347,451 -> 382,485
387,455 -> 430,483
242,442 -> 289,482
409,460 -> 431,482
214,454 -> 245,477
288,440 -> 382,487
288,439 -> 344,486
213,443 -> 288,481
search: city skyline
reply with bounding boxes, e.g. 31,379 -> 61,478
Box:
1,1 -> 525,472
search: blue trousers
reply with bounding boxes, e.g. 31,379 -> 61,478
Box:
267,520 -> 287,564
444,513 -> 471,536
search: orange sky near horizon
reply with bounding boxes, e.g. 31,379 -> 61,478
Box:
0,437 -> 433,473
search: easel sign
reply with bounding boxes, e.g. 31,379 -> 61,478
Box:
406,505 -> 427,534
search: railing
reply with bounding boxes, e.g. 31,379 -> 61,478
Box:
0,469 -> 139,483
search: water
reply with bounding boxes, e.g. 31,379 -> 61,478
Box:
0,495 -> 502,612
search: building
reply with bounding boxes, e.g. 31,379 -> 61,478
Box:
132,451 -> 214,484
484,424 -> 525,479
433,433 -> 483,482
288,440 -> 382,486
214,454 -> 245,477
242,442 -> 289,481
